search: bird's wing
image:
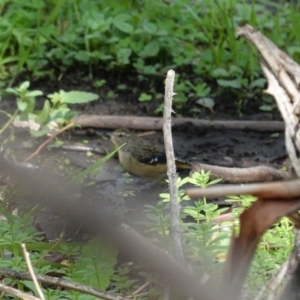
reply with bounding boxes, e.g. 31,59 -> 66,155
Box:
134,143 -> 167,165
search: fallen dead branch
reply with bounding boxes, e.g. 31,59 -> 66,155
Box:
191,163 -> 290,183
237,24 -> 300,176
0,268 -> 122,300
186,179 -> 300,200
0,282 -> 42,300
72,115 -> 284,132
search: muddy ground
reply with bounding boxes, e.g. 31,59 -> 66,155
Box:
0,72 -> 287,239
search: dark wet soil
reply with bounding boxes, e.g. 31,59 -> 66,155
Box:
5,123 -> 287,239
0,72 -> 287,239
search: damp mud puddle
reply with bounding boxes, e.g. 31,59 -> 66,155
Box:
1,124 -> 287,239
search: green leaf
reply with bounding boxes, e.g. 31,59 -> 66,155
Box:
19,81 -> 30,91
117,48 -> 132,65
259,105 -> 273,112
71,237 -> 118,290
138,93 -> 152,102
139,40 -> 160,57
57,91 -> 99,104
207,178 -> 222,186
217,79 -> 241,89
210,68 -> 229,78
5,88 -> 18,95
30,129 -> 48,137
142,22 -> 157,34
17,99 -> 27,111
159,193 -> 170,199
196,98 -> 215,111
25,90 -> 43,97
36,100 -> 50,124
113,14 -> 133,34
93,80 -> 106,88
71,146 -> 120,183
75,51 -> 92,63
249,78 -> 266,89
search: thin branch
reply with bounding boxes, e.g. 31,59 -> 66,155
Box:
163,69 -> 184,264
22,244 -> 45,300
0,283 -> 42,300
277,230 -> 300,299
0,268 -> 122,300
24,122 -> 74,162
73,114 -> 284,132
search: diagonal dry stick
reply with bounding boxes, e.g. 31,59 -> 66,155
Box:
24,122 -> 74,163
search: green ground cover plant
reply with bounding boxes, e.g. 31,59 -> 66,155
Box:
0,0 -> 299,114
0,168 -> 294,298
143,171 -> 295,296
0,81 -> 98,138
0,0 -> 296,298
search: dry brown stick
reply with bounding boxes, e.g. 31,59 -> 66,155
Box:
0,268 -> 122,300
277,230 -> 300,299
261,64 -> 300,174
236,24 -> 300,175
22,244 -> 45,300
24,122 -> 74,162
186,179 -> 300,200
163,69 -> 184,264
191,163 -> 290,183
285,126 -> 300,178
73,115 -> 284,132
236,24 -> 300,85
0,283 -> 42,300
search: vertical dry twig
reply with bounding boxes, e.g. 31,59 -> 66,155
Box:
163,70 -> 184,264
22,243 -> 45,300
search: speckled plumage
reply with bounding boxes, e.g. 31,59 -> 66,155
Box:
111,129 -> 191,177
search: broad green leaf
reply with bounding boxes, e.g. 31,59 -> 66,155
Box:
17,99 -> 27,111
25,90 -> 43,97
196,97 -> 215,111
36,100 -> 50,124
138,93 -> 152,102
58,91 -> 99,104
139,40 -> 160,57
259,105 -> 273,112
71,146 -> 120,183
71,237 -> 118,290
19,81 -> 30,91
117,48 -> 132,64
249,78 -> 266,89
75,51 -> 93,63
113,14 -> 133,34
142,22 -> 157,34
211,68 -> 229,78
217,79 -> 241,89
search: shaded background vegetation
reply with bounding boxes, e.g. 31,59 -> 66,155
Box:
1,0 -> 300,116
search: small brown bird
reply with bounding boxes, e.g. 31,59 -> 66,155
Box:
111,129 -> 191,178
